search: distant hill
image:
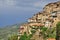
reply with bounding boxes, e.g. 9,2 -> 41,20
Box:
0,24 -> 20,40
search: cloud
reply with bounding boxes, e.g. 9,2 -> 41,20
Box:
0,0 -> 59,10
33,0 -> 42,7
0,0 -> 17,7
34,2 -> 41,7
33,0 -> 59,8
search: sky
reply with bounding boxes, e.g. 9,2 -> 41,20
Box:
0,0 -> 59,27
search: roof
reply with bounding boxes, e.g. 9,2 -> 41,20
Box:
47,38 -> 56,40
29,22 -> 44,26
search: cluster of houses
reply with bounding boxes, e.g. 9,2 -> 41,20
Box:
18,1 -> 60,40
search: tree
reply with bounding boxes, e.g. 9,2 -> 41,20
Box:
8,34 -> 18,40
56,22 -> 60,40
40,27 -> 56,40
20,32 -> 33,40
20,32 -> 27,40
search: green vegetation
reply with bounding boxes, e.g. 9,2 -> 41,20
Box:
20,27 -> 36,40
31,30 -> 36,34
29,26 -> 56,40
8,34 -> 18,40
20,32 -> 33,40
40,27 -> 56,39
56,22 -> 60,40
0,23 -> 57,40
20,32 -> 28,40
0,24 -> 19,40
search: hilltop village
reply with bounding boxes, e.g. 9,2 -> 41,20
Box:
18,1 -> 60,40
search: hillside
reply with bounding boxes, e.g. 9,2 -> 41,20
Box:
19,1 -> 60,40
0,24 -> 20,40
0,1 -> 60,40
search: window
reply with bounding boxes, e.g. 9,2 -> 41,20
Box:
51,11 -> 57,17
